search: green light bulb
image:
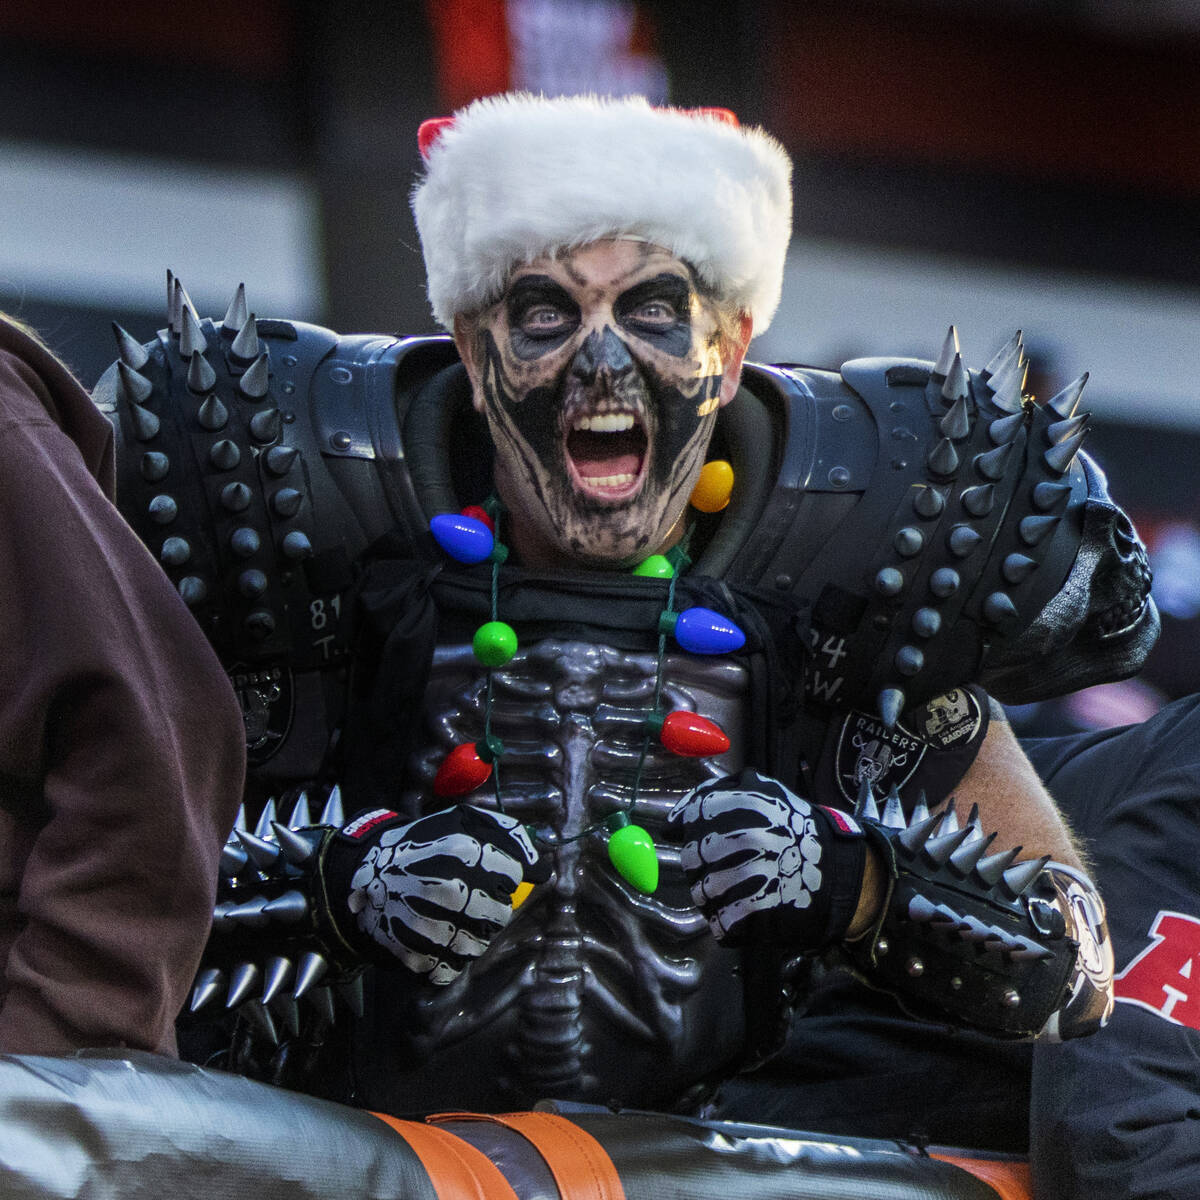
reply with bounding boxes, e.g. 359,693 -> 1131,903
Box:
607,816 -> 659,894
473,620 -> 518,667
633,554 -> 674,579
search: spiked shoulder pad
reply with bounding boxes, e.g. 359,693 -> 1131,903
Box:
730,331 -> 1155,727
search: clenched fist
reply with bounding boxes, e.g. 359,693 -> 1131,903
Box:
668,769 -> 867,950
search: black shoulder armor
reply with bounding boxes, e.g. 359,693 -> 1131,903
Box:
723,340 -> 1157,724
94,291 -> 462,786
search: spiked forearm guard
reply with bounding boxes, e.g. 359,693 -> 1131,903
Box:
189,787 -> 367,1040
844,792 -> 1101,1040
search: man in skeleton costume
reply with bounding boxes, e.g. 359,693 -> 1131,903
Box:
96,95 -> 1156,1129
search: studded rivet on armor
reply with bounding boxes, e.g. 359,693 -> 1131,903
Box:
895,646 -> 924,676
239,569 -> 269,599
221,482 -> 252,513
929,567 -> 960,598
280,530 -> 313,560
894,527 -> 923,557
913,485 -> 944,519
250,408 -> 282,444
188,351 -> 218,396
209,439 -> 241,471
911,608 -> 941,638
178,576 -> 207,607
230,527 -> 261,558
160,537 -> 190,567
271,488 -> 302,518
948,526 -> 981,557
148,494 -> 178,524
239,354 -> 270,399
265,445 -> 299,476
876,567 -> 904,597
140,451 -> 170,482
230,315 -> 261,364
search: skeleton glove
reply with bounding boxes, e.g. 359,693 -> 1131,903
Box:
323,805 -> 549,985
668,769 -> 868,951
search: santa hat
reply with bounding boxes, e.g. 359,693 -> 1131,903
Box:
411,93 -> 793,333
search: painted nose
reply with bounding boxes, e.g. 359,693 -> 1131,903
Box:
570,327 -> 635,387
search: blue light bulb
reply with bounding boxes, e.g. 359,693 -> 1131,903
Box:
430,513 -> 495,564
670,607 -> 746,655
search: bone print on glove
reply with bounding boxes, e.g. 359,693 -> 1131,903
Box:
334,805 -> 548,985
668,768 -> 867,950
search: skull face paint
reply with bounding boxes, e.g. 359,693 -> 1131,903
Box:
457,240 -> 746,568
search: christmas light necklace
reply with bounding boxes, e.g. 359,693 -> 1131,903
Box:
428,461 -> 739,896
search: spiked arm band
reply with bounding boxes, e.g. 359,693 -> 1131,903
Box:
842,793 -> 1104,1039
189,788 -> 371,1034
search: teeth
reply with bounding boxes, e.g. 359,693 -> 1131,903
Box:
583,472 -> 635,488
573,413 -> 636,433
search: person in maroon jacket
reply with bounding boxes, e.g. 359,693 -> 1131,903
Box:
0,313 -> 245,1055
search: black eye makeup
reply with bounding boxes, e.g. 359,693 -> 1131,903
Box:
506,276 -> 581,346
614,274 -> 693,354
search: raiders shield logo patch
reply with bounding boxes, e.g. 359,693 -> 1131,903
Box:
906,687 -> 985,751
833,712 -> 927,804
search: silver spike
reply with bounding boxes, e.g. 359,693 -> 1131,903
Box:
983,330 -> 1022,378
265,445 -> 299,476
950,830 -> 996,875
924,825 -> 974,866
269,992 -> 301,1038
211,901 -> 237,931
127,401 -> 161,443
913,485 -> 944,519
337,974 -> 365,1018
1019,514 -> 1061,546
932,326 -> 960,377
167,269 -> 179,333
907,895 -> 939,923
209,439 -> 241,471
876,688 -> 905,731
254,798 -> 279,841
116,360 -> 154,407
932,903 -> 968,931
288,791 -> 313,829
941,354 -> 969,403
197,394 -> 228,431
855,779 -> 880,821
226,961 -> 262,1008
235,829 -> 281,870
965,803 -> 984,840
190,967 -> 225,1013
988,357 -> 1025,414
983,592 -> 1019,625
1003,855 -> 1050,897
293,951 -> 329,1000
939,394 -> 971,440
174,278 -> 197,336
261,956 -> 293,1005
272,822 -> 318,865
936,800 -> 960,836
179,303 -> 207,360
910,792 -> 930,827
225,896 -> 271,929
219,841 -> 249,877
230,313 -> 261,363
896,810 -> 942,854
187,350 -> 217,395
306,985 -> 336,1025
239,352 -> 270,399
320,785 -> 345,828
927,438 -> 959,475
249,408 -> 282,444
1033,482 -> 1072,512
239,998 -> 279,1045
261,890 -> 309,924
1044,430 -> 1087,475
1045,372 -> 1088,420
989,412 -> 1025,445
1002,553 -> 1038,585
1046,413 -> 1089,447
112,322 -> 150,370
222,283 -> 249,335
975,846 -> 1022,888
881,786 -> 905,829
233,803 -> 249,833
961,484 -> 995,518
1009,940 -> 1055,963
973,442 -> 1013,481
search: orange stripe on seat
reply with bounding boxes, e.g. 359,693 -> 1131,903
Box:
931,1152 -> 1032,1200
494,1111 -> 625,1200
370,1112 -> 520,1200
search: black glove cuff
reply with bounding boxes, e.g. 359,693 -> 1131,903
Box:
812,804 -> 870,947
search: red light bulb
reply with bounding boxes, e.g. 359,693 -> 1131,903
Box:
656,711 -> 731,757
433,743 -> 493,796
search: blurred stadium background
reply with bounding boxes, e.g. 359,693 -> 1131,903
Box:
3,0 -> 1198,730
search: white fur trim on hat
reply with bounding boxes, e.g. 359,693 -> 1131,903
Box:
412,93 -> 793,333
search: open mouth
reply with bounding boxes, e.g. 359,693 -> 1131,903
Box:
564,409 -> 649,501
